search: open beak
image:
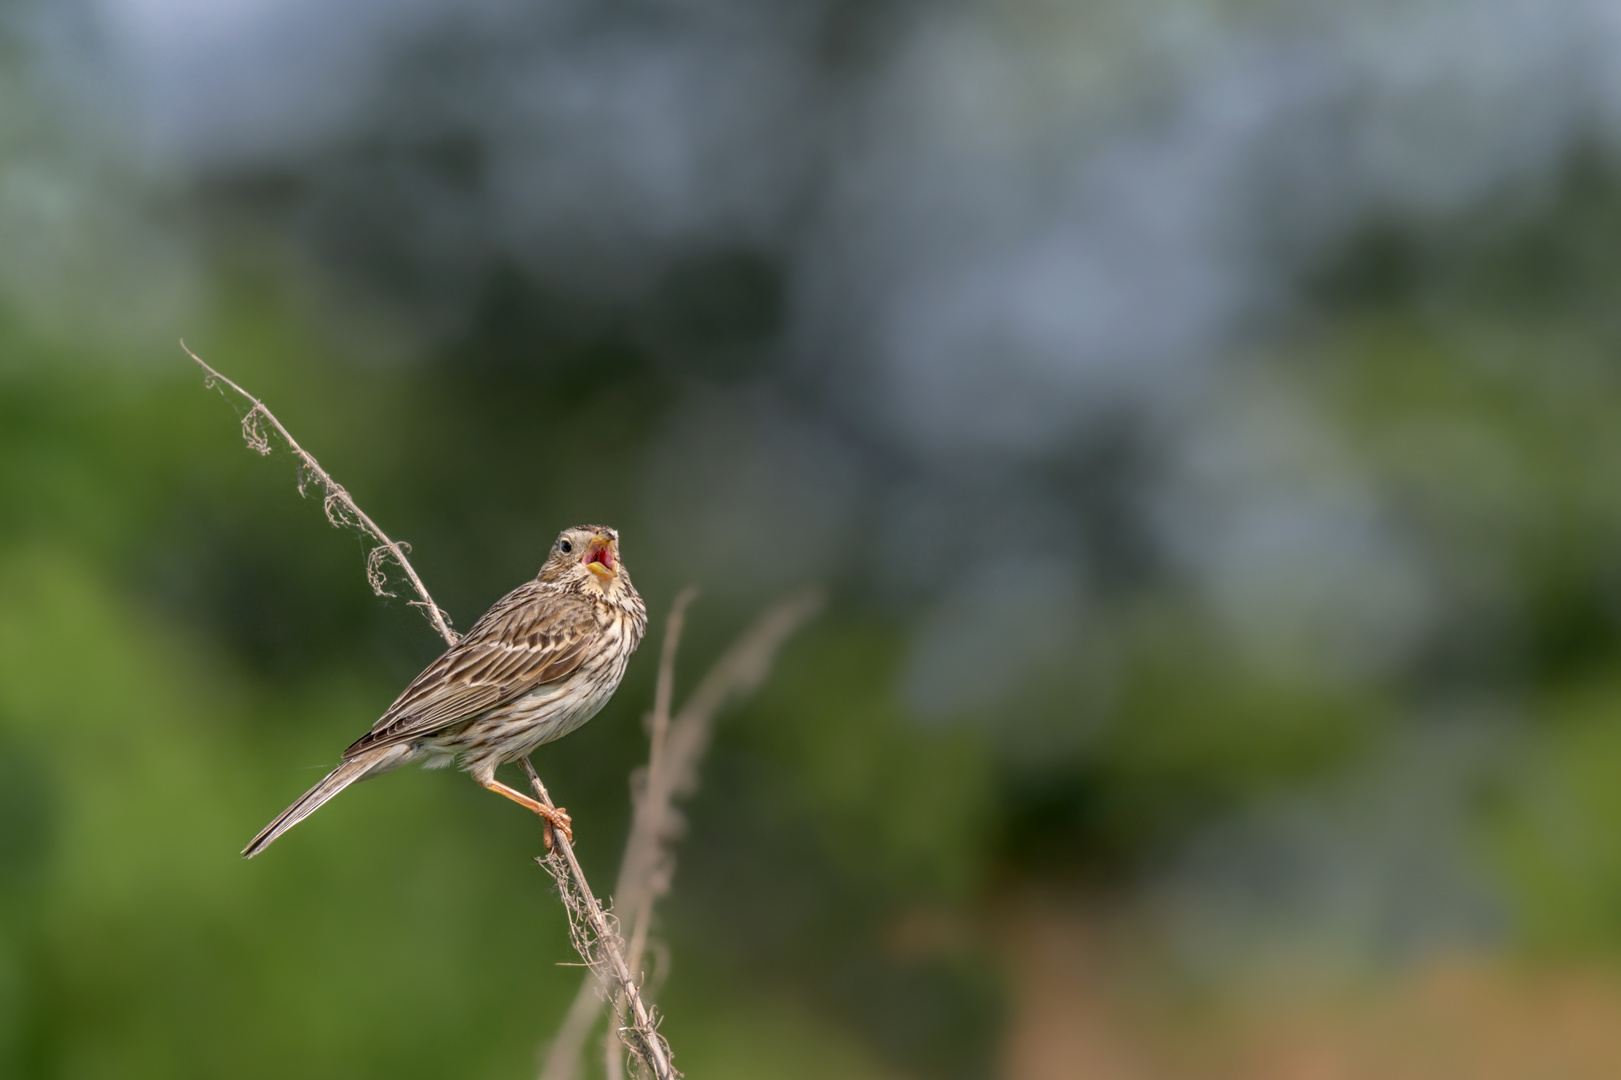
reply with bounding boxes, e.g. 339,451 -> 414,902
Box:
583,534 -> 617,580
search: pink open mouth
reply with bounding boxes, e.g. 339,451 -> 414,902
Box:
584,546 -> 615,572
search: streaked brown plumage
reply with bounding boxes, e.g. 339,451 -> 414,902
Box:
243,525 -> 647,857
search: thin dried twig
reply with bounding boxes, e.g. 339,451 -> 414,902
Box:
602,586 -> 697,1080
526,760 -> 676,1080
187,345 -> 680,1080
182,341 -> 459,645
605,586 -> 698,1080
541,588 -> 824,1080
624,587 -> 700,982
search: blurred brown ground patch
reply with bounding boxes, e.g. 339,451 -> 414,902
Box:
994,893 -> 1621,1080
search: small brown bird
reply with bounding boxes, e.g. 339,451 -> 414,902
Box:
243,525 -> 647,857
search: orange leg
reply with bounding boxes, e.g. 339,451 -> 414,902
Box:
480,778 -> 574,849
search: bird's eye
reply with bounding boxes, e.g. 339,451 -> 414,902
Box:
559,539 -> 573,554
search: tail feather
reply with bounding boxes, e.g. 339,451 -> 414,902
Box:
242,748 -> 395,858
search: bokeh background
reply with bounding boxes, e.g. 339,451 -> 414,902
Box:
10,0 -> 1621,1076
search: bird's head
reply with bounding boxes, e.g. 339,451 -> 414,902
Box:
540,524 -> 632,598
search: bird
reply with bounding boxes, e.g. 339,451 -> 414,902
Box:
243,524 -> 647,858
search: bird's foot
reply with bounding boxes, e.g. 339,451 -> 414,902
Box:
538,804 -> 574,850
478,777 -> 575,850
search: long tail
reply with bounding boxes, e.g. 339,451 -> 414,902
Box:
242,747 -> 398,858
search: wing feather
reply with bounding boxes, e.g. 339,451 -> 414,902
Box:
346,582 -> 598,755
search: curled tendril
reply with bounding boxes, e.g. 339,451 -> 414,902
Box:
241,406 -> 272,456
365,546 -> 397,597
323,488 -> 357,530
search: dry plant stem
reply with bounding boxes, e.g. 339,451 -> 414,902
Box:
648,588 -> 696,772
525,759 -> 676,1080
606,586 -> 697,1080
187,347 -> 670,1076
182,342 -> 459,645
541,589 -> 824,1080
625,586 -> 699,973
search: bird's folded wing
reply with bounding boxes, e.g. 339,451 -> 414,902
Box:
346,588 -> 597,754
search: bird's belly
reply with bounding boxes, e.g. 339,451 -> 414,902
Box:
437,644 -> 631,768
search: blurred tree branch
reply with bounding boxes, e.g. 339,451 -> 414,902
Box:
541,588 -> 824,1080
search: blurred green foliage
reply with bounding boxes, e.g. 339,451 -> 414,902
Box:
14,12 -> 1621,1079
